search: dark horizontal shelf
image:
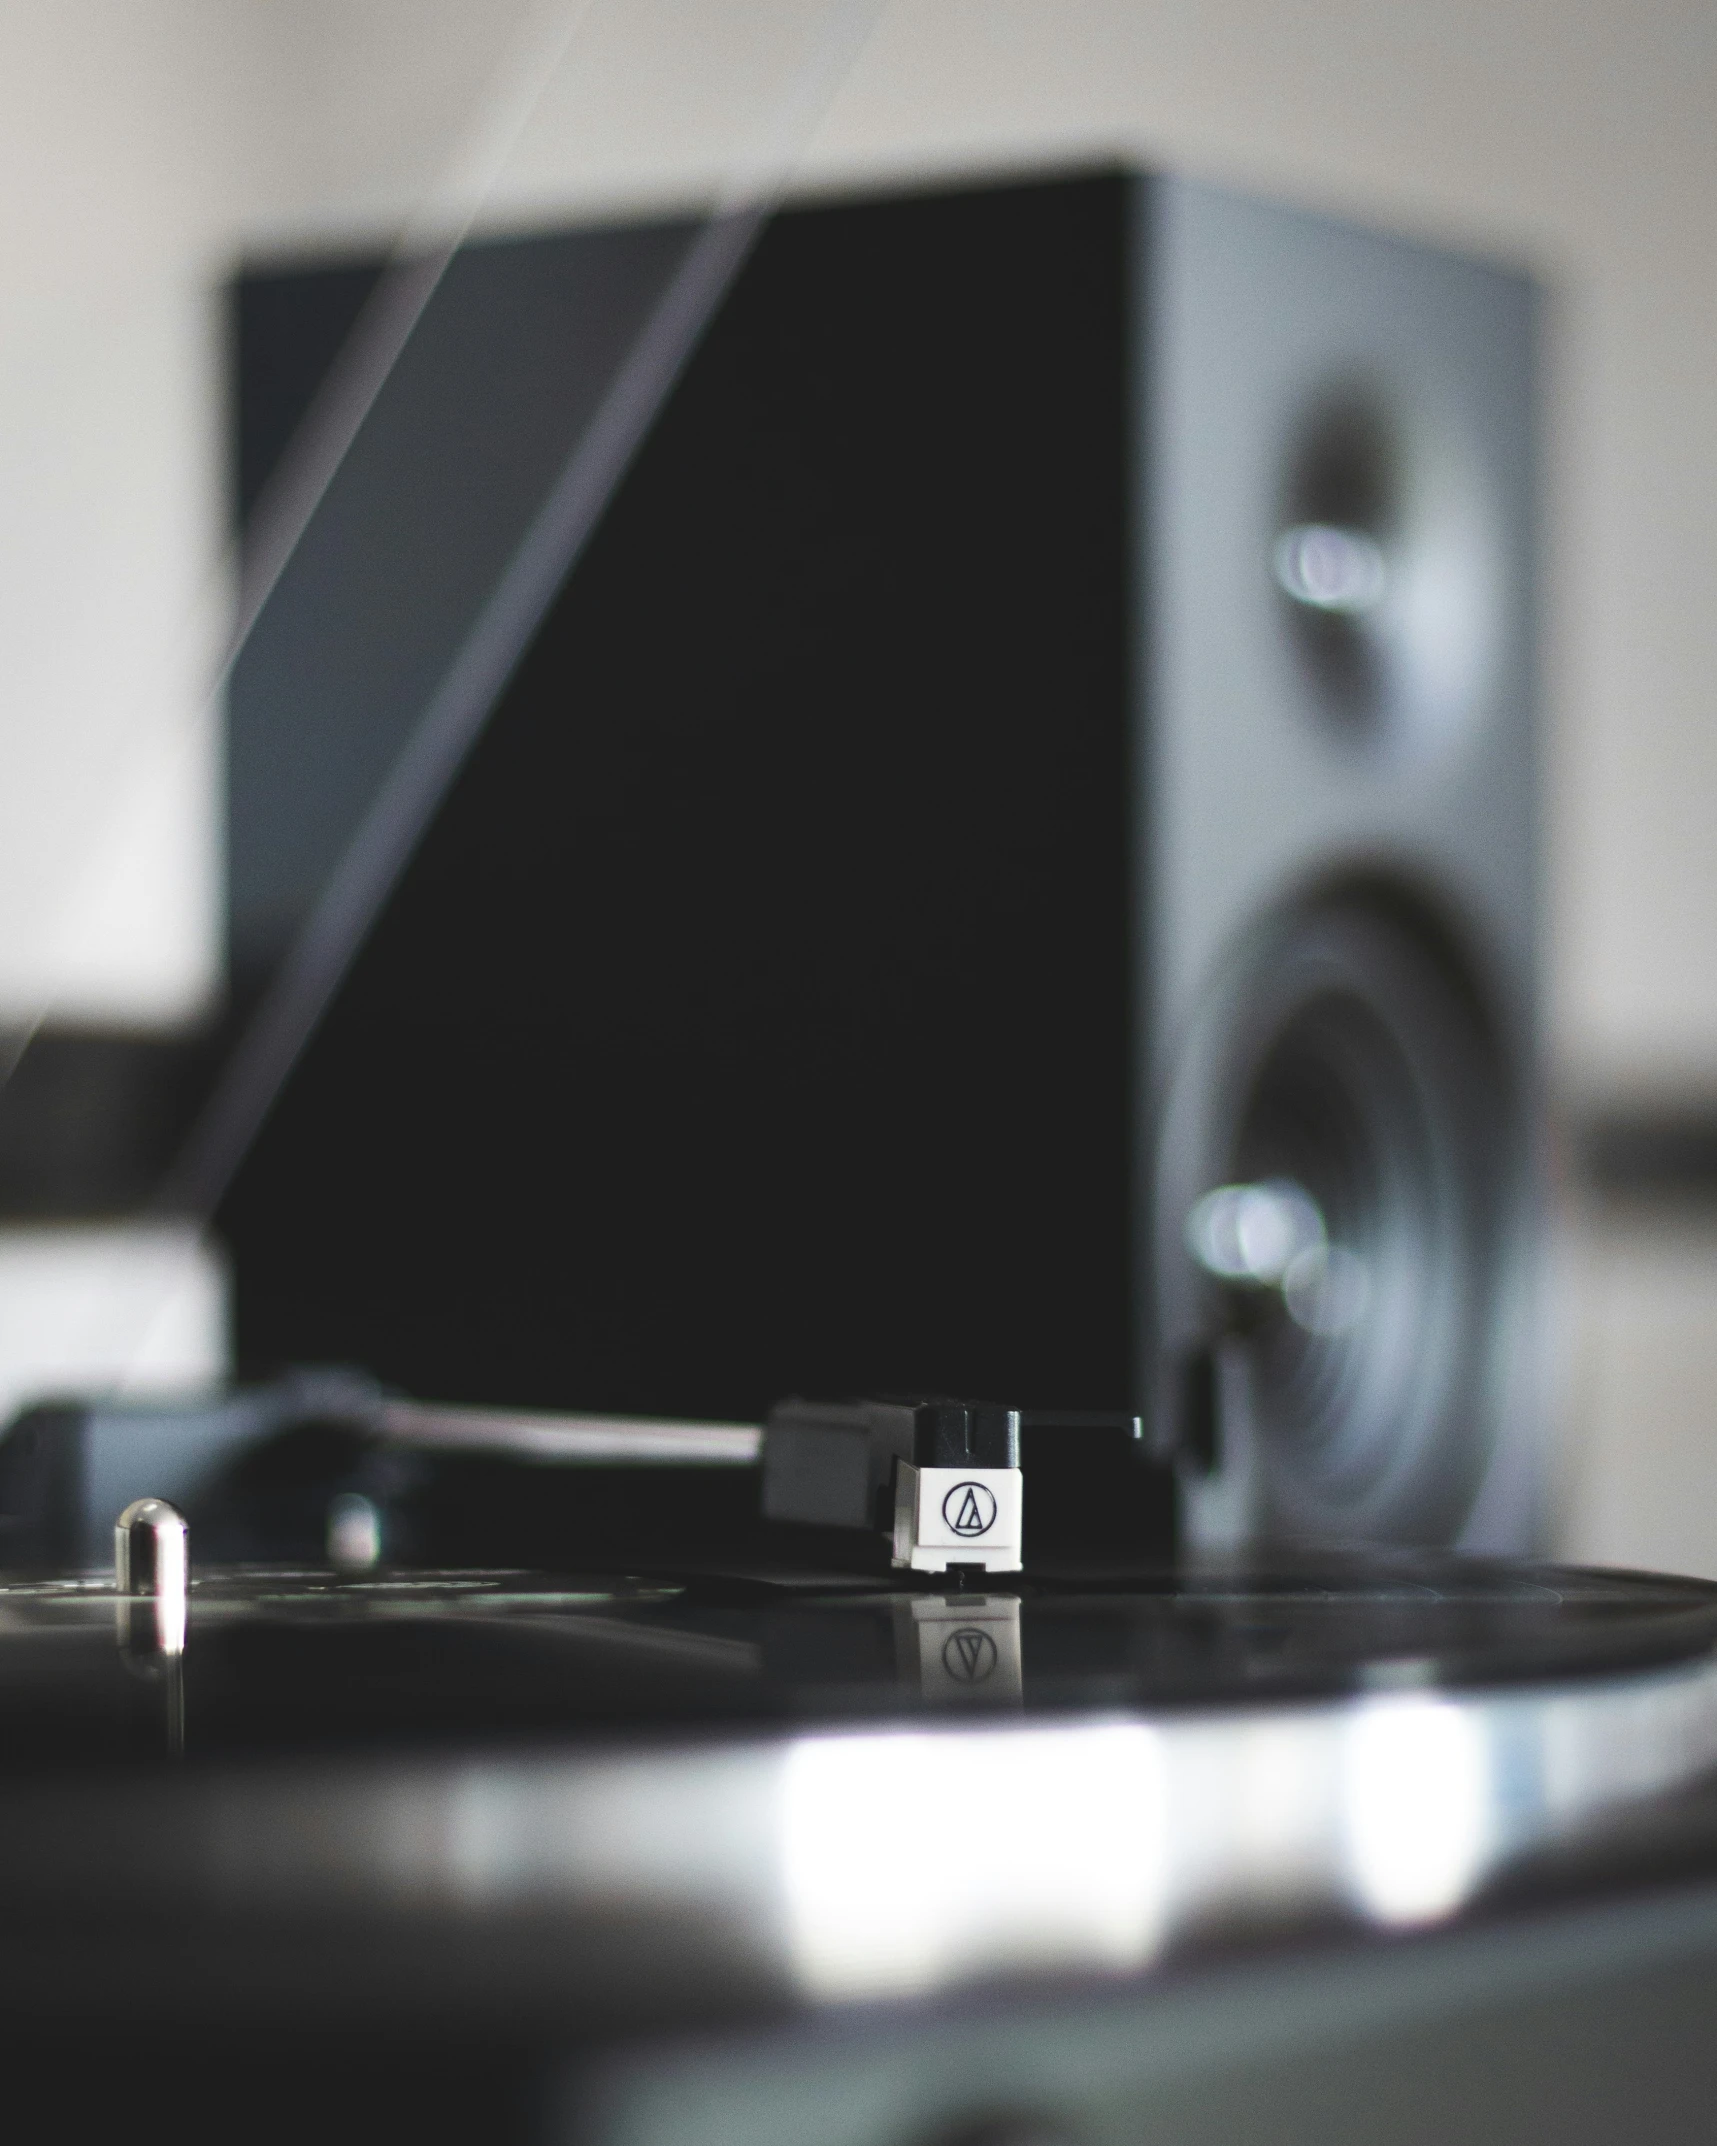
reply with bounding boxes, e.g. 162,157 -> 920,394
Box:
0,1026 -> 224,1220
1578,1107 -> 1717,1205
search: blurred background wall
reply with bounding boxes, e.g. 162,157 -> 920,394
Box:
0,0 -> 1710,1566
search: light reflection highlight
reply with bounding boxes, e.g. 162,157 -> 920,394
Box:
1273,521 -> 1390,614
780,1698 -> 1510,1997
781,1722 -> 1167,1999
1341,1696 -> 1493,1926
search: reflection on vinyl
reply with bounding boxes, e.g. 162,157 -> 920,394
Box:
10,1551 -> 1717,1754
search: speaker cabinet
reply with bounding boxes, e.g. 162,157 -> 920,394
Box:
222,170 -> 1539,1550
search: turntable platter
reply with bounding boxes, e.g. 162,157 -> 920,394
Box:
0,1550 -> 1711,2046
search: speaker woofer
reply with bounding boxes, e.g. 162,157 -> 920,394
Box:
1158,896 -> 1513,1547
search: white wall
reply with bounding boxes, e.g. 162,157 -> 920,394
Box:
0,1224 -> 225,1424
0,2 -> 241,1025
1556,1204 -> 1717,1577
0,0 -> 1711,1559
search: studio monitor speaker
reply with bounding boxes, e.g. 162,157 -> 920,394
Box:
222,169 -> 1540,1551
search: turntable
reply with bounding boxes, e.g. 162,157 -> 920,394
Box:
4,1407 -> 1717,2146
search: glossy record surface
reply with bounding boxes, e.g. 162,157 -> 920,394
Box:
0,1549 -> 1712,1761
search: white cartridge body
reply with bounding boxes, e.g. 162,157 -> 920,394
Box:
891,1462 -> 1023,1573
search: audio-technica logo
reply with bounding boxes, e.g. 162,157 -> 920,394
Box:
941,1627 -> 999,1682
942,1481 -> 997,1537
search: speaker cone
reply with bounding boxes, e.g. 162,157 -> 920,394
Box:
1157,895 -> 1514,1547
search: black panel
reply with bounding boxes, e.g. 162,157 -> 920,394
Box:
231,258 -> 383,539
226,219 -> 698,992
221,175 -> 1135,1418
